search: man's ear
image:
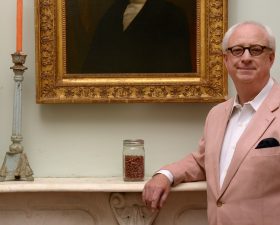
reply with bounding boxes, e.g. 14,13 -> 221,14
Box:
269,52 -> 275,66
223,53 -> 228,63
223,53 -> 229,67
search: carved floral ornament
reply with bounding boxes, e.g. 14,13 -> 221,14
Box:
110,193 -> 158,225
35,0 -> 228,103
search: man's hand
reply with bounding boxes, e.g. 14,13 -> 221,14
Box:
142,173 -> 171,212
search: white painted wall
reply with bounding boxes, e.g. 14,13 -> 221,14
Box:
0,0 -> 279,178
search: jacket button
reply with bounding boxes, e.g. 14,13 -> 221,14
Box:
217,201 -> 223,207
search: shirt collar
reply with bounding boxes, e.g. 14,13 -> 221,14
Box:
130,0 -> 147,3
232,77 -> 274,112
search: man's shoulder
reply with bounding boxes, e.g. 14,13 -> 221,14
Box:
209,98 -> 234,114
272,82 -> 280,90
263,82 -> 280,109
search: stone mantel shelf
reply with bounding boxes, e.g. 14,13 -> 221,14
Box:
0,177 -> 206,193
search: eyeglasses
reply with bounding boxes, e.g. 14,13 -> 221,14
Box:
226,45 -> 272,57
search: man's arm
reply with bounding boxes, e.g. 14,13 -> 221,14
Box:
142,136 -> 207,211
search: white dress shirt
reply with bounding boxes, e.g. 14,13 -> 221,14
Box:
158,78 -> 274,186
123,0 -> 146,31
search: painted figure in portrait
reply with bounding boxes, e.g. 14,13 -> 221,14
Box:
66,0 -> 196,74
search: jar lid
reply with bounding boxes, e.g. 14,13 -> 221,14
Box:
123,139 -> 144,145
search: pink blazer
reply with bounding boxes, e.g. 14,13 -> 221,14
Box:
163,83 -> 280,225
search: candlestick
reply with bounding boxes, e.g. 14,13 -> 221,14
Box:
0,52 -> 33,181
16,0 -> 23,52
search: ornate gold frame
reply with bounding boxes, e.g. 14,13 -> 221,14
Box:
35,0 -> 228,103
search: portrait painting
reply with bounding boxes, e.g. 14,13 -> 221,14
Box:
35,0 -> 228,103
65,0 -> 197,74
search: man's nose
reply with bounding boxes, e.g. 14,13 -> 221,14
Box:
241,49 -> 252,60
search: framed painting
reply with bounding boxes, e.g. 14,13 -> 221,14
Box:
35,0 -> 228,103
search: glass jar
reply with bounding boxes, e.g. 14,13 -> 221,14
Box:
123,139 -> 145,181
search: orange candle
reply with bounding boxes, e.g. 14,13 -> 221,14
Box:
16,0 -> 23,52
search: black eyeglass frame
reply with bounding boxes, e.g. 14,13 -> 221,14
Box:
226,45 -> 273,57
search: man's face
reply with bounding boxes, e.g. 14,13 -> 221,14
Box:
223,24 -> 275,88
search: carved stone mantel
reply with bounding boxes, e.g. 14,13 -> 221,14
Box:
0,178 -> 207,225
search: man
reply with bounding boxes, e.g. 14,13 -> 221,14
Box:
82,0 -> 193,73
142,21 -> 280,225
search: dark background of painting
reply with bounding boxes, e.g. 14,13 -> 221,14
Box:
65,0 -> 197,74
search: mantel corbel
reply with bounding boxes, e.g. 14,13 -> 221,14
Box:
110,192 -> 158,225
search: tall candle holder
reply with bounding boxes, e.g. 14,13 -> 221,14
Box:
0,52 -> 33,181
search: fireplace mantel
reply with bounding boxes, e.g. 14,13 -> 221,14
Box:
0,178 -> 208,225
0,177 -> 206,193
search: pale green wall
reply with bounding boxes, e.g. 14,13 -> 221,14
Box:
0,0 -> 279,177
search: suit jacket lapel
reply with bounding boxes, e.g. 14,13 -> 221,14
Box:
219,84 -> 280,196
211,98 -> 234,196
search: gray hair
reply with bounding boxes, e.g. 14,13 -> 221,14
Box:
222,21 -> 276,52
